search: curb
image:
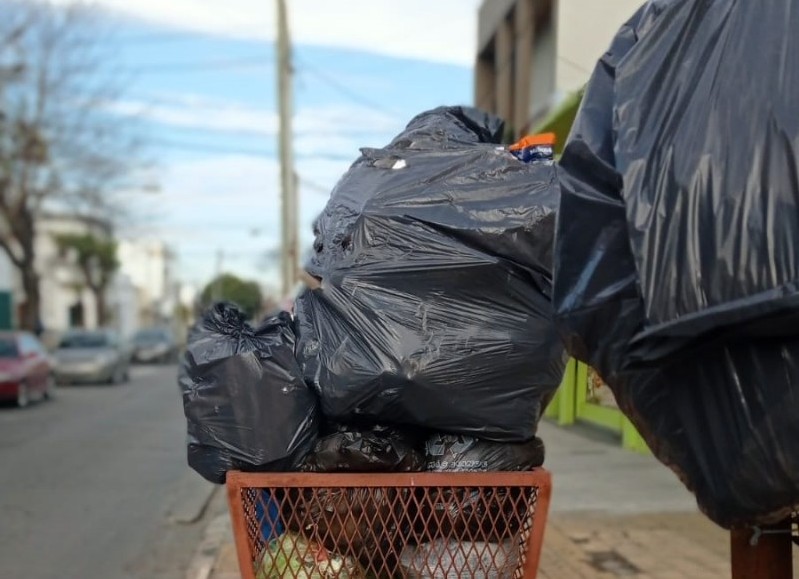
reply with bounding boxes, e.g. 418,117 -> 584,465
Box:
185,512 -> 232,579
167,474 -> 218,525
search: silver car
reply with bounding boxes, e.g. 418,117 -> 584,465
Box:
131,327 -> 178,364
54,329 -> 131,385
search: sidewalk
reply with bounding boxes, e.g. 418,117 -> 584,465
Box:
199,421 -> 790,578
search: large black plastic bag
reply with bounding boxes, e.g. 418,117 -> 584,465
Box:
297,106 -> 565,442
180,303 -> 319,483
554,0 -> 799,527
614,1 -> 799,365
612,339 -> 799,529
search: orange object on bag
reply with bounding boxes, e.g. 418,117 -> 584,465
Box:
509,132 -> 557,152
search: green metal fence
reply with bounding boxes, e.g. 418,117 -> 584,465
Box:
545,359 -> 650,454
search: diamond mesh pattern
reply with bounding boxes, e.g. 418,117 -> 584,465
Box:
231,472 -> 549,579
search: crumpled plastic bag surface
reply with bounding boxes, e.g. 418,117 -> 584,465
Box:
425,433 -> 544,472
281,487 -> 405,569
554,0 -> 799,527
180,303 -> 319,483
296,105 -> 565,442
301,424 -> 425,473
422,434 -> 542,541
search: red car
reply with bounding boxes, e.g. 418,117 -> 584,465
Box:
0,331 -> 55,407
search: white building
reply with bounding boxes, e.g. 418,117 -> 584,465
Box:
554,0 -> 642,97
111,273 -> 139,340
35,213 -> 117,332
475,0 -> 642,138
118,239 -> 177,328
2,214 -> 170,337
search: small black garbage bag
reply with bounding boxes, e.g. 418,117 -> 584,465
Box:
296,105 -> 565,442
301,424 -> 425,473
554,0 -> 799,527
422,434 -> 542,542
180,303 -> 319,484
185,428 -> 237,484
281,486 -> 407,569
424,433 -> 544,472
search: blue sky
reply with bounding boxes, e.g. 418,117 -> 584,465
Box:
54,0 -> 482,294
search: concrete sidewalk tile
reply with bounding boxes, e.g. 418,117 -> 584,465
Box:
214,543 -> 239,574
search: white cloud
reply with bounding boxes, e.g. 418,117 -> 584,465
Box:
110,98 -> 278,135
112,94 -> 402,139
54,0 -> 481,66
131,152 -> 349,285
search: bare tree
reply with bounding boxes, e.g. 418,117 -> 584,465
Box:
0,1 -> 145,331
54,232 -> 118,326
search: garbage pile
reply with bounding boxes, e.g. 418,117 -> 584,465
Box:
554,0 -> 799,528
180,106 -> 563,576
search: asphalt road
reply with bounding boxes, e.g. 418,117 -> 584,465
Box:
0,364 -> 217,579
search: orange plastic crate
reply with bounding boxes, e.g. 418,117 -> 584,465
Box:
226,469 -> 551,578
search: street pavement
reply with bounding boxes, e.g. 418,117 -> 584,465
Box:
0,364 -> 215,579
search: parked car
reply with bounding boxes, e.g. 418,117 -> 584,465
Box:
131,327 -> 178,364
0,331 -> 55,407
53,329 -> 131,385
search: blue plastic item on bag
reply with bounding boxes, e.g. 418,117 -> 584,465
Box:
256,490 -> 283,542
508,133 -> 555,164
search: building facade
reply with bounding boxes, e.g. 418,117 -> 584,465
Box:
476,0 -> 650,453
35,213 -> 115,333
118,239 -> 177,328
2,214 -> 174,338
475,0 -> 642,140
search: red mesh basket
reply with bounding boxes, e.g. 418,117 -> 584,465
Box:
226,470 -> 551,579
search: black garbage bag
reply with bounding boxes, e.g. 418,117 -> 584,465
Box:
296,106 -> 565,442
613,338 -> 799,529
421,434 -> 542,542
180,303 -> 319,484
301,424 -> 425,473
281,486 -> 407,569
424,433 -> 544,472
186,428 -> 237,484
554,0 -> 799,527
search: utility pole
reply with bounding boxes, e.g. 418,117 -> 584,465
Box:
213,249 -> 224,302
276,0 -> 297,298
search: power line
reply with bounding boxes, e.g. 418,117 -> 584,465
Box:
294,55 -> 400,118
558,55 -> 594,76
150,137 -> 355,161
67,55 -> 272,76
113,30 -> 209,45
128,54 -> 271,74
299,176 -> 334,196
151,138 -> 271,155
98,95 -> 397,141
